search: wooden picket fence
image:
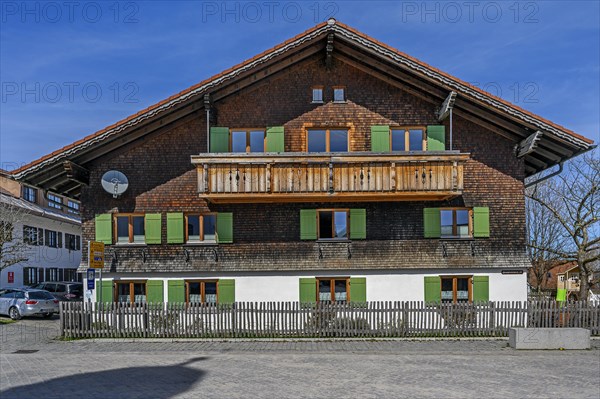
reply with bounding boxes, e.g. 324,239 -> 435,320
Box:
60,300 -> 600,339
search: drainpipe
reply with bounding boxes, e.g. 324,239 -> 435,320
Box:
204,94 -> 211,152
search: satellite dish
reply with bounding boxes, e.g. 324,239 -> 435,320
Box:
101,170 -> 129,198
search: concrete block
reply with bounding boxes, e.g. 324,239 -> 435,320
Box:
509,328 -> 590,350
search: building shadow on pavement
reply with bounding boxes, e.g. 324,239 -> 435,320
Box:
1,356 -> 208,399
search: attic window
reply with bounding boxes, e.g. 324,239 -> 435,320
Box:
312,87 -> 323,103
333,87 -> 345,102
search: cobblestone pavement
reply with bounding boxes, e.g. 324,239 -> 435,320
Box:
1,317 -> 599,398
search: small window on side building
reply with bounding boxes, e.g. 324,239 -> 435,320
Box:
312,87 -> 323,103
333,87 -> 345,102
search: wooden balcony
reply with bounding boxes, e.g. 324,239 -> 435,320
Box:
191,152 -> 469,203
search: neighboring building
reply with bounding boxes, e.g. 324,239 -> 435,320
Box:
0,171 -> 82,287
10,20 -> 595,304
530,262 -> 599,301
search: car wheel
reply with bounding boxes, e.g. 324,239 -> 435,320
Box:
8,307 -> 21,320
42,313 -> 54,319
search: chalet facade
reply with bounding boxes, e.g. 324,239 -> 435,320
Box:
11,20 -> 595,305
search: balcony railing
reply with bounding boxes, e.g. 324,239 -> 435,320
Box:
191,152 -> 469,203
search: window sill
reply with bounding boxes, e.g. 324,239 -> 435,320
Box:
439,237 -> 475,241
311,100 -> 324,104
184,242 -> 218,247
332,100 -> 347,104
113,243 -> 148,247
316,239 -> 351,243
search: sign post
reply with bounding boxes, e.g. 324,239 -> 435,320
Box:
88,241 -> 105,307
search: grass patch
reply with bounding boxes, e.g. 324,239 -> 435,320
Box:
0,318 -> 16,325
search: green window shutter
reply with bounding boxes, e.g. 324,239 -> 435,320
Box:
167,280 -> 185,303
209,127 -> 230,153
266,126 -> 285,152
166,213 -> 184,244
423,208 -> 441,238
424,276 -> 441,303
349,209 -> 366,239
299,278 -> 316,304
146,280 -> 164,303
472,276 -> 489,302
95,214 -> 112,244
145,213 -> 162,244
371,125 -> 390,152
216,212 -> 233,243
473,207 -> 490,238
217,279 -> 235,304
96,279 -> 113,304
300,209 -> 317,240
426,125 -> 446,151
349,277 -> 367,303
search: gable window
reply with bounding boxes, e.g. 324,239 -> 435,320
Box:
116,281 -> 146,303
186,214 -> 217,243
318,210 -> 348,240
23,225 -> 42,245
318,278 -> 348,302
307,129 -> 348,152
115,214 -> 145,244
186,280 -> 218,304
22,186 -> 37,203
333,87 -> 345,102
67,200 -> 80,214
441,276 -> 472,303
312,87 -> 323,103
230,129 -> 265,153
47,193 -> 63,209
45,230 -> 62,248
391,127 -> 426,151
441,208 -> 471,238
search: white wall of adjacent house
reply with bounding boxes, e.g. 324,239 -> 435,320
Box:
88,268 -> 527,303
0,213 -> 82,287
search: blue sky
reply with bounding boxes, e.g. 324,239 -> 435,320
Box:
1,1 -> 598,170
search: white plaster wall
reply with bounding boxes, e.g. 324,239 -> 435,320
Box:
88,268 -> 528,303
0,213 -> 82,287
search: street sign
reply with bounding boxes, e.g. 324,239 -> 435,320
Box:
87,269 -> 96,290
88,241 -> 105,269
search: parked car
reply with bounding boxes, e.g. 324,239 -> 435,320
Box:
0,288 -> 59,320
31,282 -> 83,301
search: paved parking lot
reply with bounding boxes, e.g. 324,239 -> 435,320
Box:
1,316 -> 599,398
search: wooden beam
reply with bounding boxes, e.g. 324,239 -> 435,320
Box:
326,33 -> 334,69
63,160 -> 90,185
437,91 -> 457,121
515,131 -> 543,158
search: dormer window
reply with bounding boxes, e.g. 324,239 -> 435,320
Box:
312,87 -> 323,103
333,87 -> 345,102
22,186 -> 37,203
47,193 -> 63,210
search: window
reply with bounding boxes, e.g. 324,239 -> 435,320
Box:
64,269 -> 81,282
391,127 -> 426,151
23,226 -> 42,245
312,87 -> 323,103
307,129 -> 348,152
65,233 -> 81,251
45,230 -> 62,248
333,87 -> 345,102
186,280 -> 218,304
116,281 -> 146,303
46,268 -> 60,282
67,200 -> 80,214
230,129 -> 265,153
318,278 -> 348,302
441,276 -> 472,303
440,208 -> 472,238
115,214 -> 145,244
23,267 -> 39,285
47,193 -> 63,209
22,186 -> 37,203
186,214 -> 216,243
559,275 -> 565,282
318,210 -> 348,240
0,221 -> 13,242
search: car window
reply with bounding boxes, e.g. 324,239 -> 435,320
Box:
28,291 -> 54,300
69,285 -> 82,295
14,291 -> 25,299
33,283 -> 45,290
0,291 -> 15,299
44,283 -> 57,292
56,284 -> 66,292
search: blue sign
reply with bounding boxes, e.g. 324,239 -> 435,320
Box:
87,269 -> 96,290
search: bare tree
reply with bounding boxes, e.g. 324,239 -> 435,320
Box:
526,149 -> 599,299
0,198 -> 30,271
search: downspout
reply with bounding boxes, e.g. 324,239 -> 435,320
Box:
204,94 -> 211,152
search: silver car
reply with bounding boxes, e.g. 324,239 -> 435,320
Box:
0,288 -> 59,320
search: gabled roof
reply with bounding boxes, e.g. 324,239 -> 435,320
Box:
11,19 -> 595,197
